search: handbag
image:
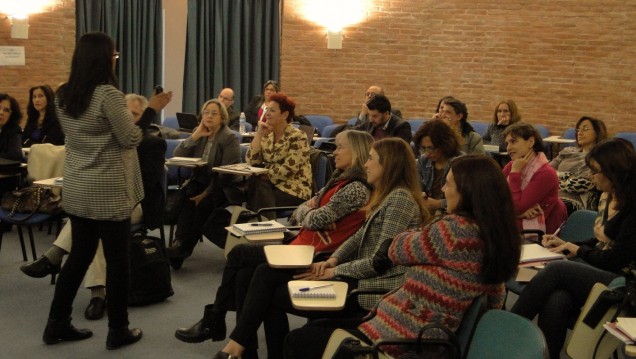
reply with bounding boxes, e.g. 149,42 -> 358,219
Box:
1,186 -> 63,221
331,337 -> 378,359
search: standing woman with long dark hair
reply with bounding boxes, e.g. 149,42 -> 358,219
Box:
43,32 -> 171,349
23,84 -> 65,147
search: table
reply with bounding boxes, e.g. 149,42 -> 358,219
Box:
287,280 -> 348,311
33,177 -> 64,189
543,136 -> 576,159
165,157 -> 207,168
212,164 -> 268,176
264,245 -> 314,268
225,226 -> 284,243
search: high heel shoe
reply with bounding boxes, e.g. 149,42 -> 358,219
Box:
21,256 -> 61,278
43,318 -> 92,345
106,327 -> 143,350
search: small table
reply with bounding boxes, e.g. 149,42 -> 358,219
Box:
288,280 -> 348,311
212,164 -> 268,176
33,177 -> 64,189
165,157 -> 207,168
543,136 -> 576,159
264,245 -> 314,268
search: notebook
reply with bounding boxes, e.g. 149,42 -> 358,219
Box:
289,283 -> 336,299
616,317 -> 636,340
176,112 -> 199,130
232,220 -> 286,235
519,243 -> 566,265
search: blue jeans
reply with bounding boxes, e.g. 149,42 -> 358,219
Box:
511,260 -> 618,359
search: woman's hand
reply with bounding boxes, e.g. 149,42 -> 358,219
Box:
497,112 -> 510,126
511,150 -> 535,173
431,112 -> 442,120
549,241 -> 579,259
189,192 -> 208,206
148,90 -> 173,113
256,120 -> 273,136
594,223 -> 611,243
519,203 -> 541,219
192,122 -> 212,141
542,234 -> 565,248
292,267 -> 335,281
423,197 -> 442,211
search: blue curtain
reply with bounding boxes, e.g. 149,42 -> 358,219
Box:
76,0 -> 163,100
183,0 -> 280,114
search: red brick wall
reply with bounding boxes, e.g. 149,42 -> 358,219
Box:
281,0 -> 636,135
0,1 -> 76,127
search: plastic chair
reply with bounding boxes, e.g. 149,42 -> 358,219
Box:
347,117 -> 359,126
558,209 -> 596,243
407,119 -> 426,134
163,116 -> 179,130
320,124 -> 341,138
465,310 -> 548,359
614,132 -> 636,148
305,115 -> 334,136
469,121 -> 489,137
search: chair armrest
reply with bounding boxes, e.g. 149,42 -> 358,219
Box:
521,229 -> 545,243
256,206 -> 299,221
347,288 -> 392,299
373,322 -> 460,358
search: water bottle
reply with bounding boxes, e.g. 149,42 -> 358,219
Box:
239,112 -> 247,133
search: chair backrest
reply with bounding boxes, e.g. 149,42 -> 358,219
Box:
298,125 -> 315,145
469,121 -> 489,137
26,144 -> 65,183
407,118 -> 427,134
321,123 -> 341,138
559,209 -> 596,243
163,116 -> 179,130
456,295 -> 485,358
563,127 -> 576,139
305,115 -> 334,136
466,310 -> 547,359
347,117 -> 358,126
614,132 -> 636,149
533,124 -> 550,138
309,148 -> 332,194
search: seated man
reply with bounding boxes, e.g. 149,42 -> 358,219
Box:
20,93 -> 168,320
218,88 -> 240,131
355,94 -> 411,143
353,85 -> 402,126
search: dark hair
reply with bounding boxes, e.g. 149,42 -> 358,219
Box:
435,95 -> 456,113
413,119 -> 462,159
575,116 -> 607,147
503,122 -> 545,153
269,92 -> 296,122
0,93 -> 22,126
58,32 -> 119,117
366,94 -> 392,114
586,138 -> 636,211
444,98 -> 475,135
450,155 -> 521,283
262,80 -> 281,93
25,85 -> 59,136
492,100 -> 521,125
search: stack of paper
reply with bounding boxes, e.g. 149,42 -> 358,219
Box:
232,220 -> 286,235
519,244 -> 565,266
604,319 -> 636,344
168,157 -> 206,165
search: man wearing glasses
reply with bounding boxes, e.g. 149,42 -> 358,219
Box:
217,88 -> 240,131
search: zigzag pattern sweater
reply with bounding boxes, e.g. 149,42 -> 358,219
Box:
358,214 -> 505,357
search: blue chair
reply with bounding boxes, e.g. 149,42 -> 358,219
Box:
563,127 -> 576,139
163,116 -> 179,130
231,130 -> 242,143
534,124 -> 550,138
466,310 -> 547,359
407,118 -> 426,133
558,209 -> 596,243
320,124 -> 341,138
469,121 -> 489,137
347,117 -> 358,126
614,132 -> 636,148
304,115 -> 334,136
312,152 -> 330,194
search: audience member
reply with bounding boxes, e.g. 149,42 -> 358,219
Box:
20,93 -> 169,321
550,116 -> 607,213
174,130 -> 373,350
353,85 -> 403,126
43,32 -> 171,349
285,155 -> 521,359
244,80 -> 280,129
218,88 -> 240,131
503,122 -> 567,234
22,85 -> 65,147
430,95 -> 456,120
212,137 -> 428,359
482,99 -> 521,148
355,94 -> 411,143
414,119 -> 463,214
166,98 -> 241,269
440,97 -> 485,154
512,138 -> 636,359
245,92 -> 312,215
0,93 -> 25,162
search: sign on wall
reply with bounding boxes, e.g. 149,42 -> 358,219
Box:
0,46 -> 26,66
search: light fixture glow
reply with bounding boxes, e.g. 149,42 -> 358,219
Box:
301,0 -> 368,32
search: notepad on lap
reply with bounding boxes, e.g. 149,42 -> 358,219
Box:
232,220 -> 286,235
289,283 -> 336,298
616,318 -> 636,341
519,243 -> 565,265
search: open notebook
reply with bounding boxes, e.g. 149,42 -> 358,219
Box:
519,243 -> 565,265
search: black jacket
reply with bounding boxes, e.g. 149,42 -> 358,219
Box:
0,122 -> 25,162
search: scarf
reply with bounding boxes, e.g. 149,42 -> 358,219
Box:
520,152 -> 549,233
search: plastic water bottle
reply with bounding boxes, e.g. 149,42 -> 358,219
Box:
239,112 -> 247,133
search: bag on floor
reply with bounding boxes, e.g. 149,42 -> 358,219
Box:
128,233 -> 174,306
1,186 -> 63,220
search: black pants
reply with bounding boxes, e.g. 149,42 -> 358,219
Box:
48,215 -> 131,328
246,177 -> 305,217
175,187 -> 228,253
284,322 -> 366,359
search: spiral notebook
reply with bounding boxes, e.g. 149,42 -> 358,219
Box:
289,284 -> 336,299
232,220 -> 286,235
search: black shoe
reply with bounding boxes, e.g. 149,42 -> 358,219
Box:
212,352 -> 241,359
43,318 -> 92,345
175,304 -> 226,343
106,327 -> 143,350
166,242 -> 191,270
21,256 -> 61,278
84,297 -> 106,320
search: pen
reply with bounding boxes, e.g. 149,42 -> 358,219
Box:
552,221 -> 566,237
299,283 -> 333,292
250,223 -> 273,227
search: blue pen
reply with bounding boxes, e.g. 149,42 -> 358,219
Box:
299,283 -> 333,292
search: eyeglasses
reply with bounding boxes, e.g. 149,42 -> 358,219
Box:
576,126 -> 592,133
419,145 -> 436,154
113,51 -> 121,59
202,110 -> 220,117
0,107 -> 11,115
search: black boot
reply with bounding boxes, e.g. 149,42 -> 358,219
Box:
175,304 -> 226,343
43,317 -> 93,345
166,240 -> 192,270
106,327 -> 143,350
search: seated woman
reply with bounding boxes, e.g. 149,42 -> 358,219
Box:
511,138 -> 636,359
244,80 -> 280,129
22,85 -> 65,147
166,99 -> 241,269
245,92 -> 312,214
414,119 -> 463,214
439,97 -> 485,154
503,122 -> 568,234
174,129 -> 373,346
483,99 -> 521,149
284,155 -> 521,359
0,93 -> 25,202
550,116 -> 607,213
212,138 -> 428,359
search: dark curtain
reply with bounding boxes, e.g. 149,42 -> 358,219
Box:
183,0 -> 280,114
76,0 -> 163,101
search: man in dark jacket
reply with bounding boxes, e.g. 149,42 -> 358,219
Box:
355,94 -> 412,143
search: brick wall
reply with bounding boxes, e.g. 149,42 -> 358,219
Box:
0,1 -> 75,127
281,0 -> 636,135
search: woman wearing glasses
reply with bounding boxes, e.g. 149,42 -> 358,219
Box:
166,99 -> 241,269
549,116 -> 607,213
244,80 -> 280,129
483,99 -> 522,149
414,119 -> 463,214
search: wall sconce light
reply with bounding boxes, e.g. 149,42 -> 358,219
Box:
10,16 -> 29,39
326,30 -> 343,49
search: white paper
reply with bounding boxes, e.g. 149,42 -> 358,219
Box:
0,46 -> 26,66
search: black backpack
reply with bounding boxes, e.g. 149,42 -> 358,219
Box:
128,233 -> 174,306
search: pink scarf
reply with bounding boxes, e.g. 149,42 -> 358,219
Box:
519,152 -> 549,233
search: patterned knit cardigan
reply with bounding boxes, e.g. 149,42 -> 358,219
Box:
359,214 -> 505,357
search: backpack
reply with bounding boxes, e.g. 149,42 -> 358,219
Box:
128,233 -> 174,306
